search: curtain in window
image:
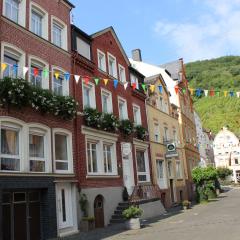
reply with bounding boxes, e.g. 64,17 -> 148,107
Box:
55,134 -> 67,160
1,129 -> 19,155
136,151 -> 146,172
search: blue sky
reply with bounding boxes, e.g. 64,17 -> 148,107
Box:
71,0 -> 240,64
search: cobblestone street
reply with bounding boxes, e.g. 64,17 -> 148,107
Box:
63,187 -> 240,240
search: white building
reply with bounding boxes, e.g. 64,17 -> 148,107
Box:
213,127 -> 240,182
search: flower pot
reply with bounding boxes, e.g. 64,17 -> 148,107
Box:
80,220 -> 95,232
125,218 -> 141,230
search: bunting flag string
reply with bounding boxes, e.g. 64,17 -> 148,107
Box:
1,61 -> 240,97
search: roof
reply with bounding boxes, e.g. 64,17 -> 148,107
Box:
129,59 -> 178,105
160,60 -> 182,81
71,24 -> 92,42
63,0 -> 75,8
91,27 -> 130,65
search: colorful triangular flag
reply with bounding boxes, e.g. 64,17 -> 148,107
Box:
150,84 -> 155,93
141,84 -> 146,92
74,75 -> 80,84
94,78 -> 100,85
182,87 -> 186,94
215,90 -> 220,97
64,72 -> 70,81
23,67 -> 29,77
34,68 -> 39,77
230,91 -> 234,97
13,64 -> 18,75
1,63 -> 7,72
43,69 -> 49,78
174,85 -> 179,94
54,72 -> 60,79
113,79 -> 118,88
83,76 -> 90,85
158,85 -> 163,94
237,92 -> 240,98
103,78 -> 109,86
204,89 -> 208,97
189,88 -> 194,95
124,82 -> 128,90
224,91 -> 228,97
132,82 -> 137,90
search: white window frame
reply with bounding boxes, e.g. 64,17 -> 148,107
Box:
29,2 -> 48,40
156,159 -> 164,179
132,104 -> 141,125
28,124 -> 51,173
83,127 -> 118,176
107,52 -> 117,78
101,88 -> 113,113
134,141 -> 150,183
118,64 -> 126,83
97,49 -> 106,72
3,0 -> 26,27
1,42 -> 25,78
77,37 -> 91,60
82,81 -> 96,109
154,123 -> 160,143
51,16 -> 68,51
118,97 -> 128,120
29,55 -> 49,89
53,128 -> 73,174
52,66 -> 69,96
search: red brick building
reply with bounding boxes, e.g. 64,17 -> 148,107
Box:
72,25 -> 164,226
0,0 -> 78,239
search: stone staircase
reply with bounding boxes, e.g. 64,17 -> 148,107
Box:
109,202 -> 129,224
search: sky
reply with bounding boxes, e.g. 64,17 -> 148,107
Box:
71,0 -> 240,64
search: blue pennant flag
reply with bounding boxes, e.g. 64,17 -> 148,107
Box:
230,91 -> 234,97
113,79 -> 118,88
196,88 -> 202,97
13,64 -> 18,76
64,72 -> 70,81
158,85 -> 163,94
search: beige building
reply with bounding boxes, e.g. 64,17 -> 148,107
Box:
146,74 -> 187,208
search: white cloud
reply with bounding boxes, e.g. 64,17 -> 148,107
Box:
154,0 -> 240,62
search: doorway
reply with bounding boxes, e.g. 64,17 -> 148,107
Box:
2,191 -> 41,240
94,195 -> 104,228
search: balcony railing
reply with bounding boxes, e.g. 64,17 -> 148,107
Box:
129,184 -> 162,204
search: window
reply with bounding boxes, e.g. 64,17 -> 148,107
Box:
108,53 -> 117,78
101,89 -> 112,113
235,159 -> 239,165
54,132 -> 72,173
168,161 -> 173,177
118,97 -> 128,120
52,17 -> 67,50
119,64 -> 126,83
31,10 -> 42,36
77,37 -> 91,60
1,43 -> 25,78
103,144 -> 113,173
87,142 -> 98,173
97,49 -> 106,72
176,161 -> 182,178
159,97 -> 163,110
85,132 -> 117,176
157,160 -> 164,179
133,105 -> 141,125
154,123 -> 160,142
52,67 -> 69,96
136,149 -> 149,182
0,125 -> 20,171
29,132 -> 45,172
4,0 -> 19,23
130,74 -> 139,89
83,82 -> 96,109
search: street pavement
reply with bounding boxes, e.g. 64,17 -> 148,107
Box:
62,187 -> 240,240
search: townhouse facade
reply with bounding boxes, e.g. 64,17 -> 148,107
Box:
145,74 -> 187,208
0,0 -> 78,239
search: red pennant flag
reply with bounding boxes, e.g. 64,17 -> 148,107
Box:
83,76 -> 90,85
132,82 -> 137,90
210,89 -> 215,97
33,68 -> 39,77
174,85 -> 179,94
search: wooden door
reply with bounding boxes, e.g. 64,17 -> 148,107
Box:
94,195 -> 104,228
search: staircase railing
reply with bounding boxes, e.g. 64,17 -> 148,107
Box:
129,184 -> 162,204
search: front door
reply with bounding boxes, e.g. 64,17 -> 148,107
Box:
2,191 -> 41,240
56,184 -> 73,229
94,195 -> 104,228
121,143 -> 134,195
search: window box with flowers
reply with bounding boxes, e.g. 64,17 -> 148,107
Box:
0,77 -> 78,120
119,119 -> 134,137
134,125 -> 148,141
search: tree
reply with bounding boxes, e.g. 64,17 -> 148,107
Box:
216,167 -> 233,180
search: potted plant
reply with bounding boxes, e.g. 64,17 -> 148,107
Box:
79,193 -> 95,232
122,205 -> 143,230
182,200 -> 191,210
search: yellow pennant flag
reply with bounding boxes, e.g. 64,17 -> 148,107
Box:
150,84 -> 155,93
54,72 -> 60,79
190,88 -> 194,95
103,78 -> 109,86
1,63 -> 7,72
224,91 -> 228,97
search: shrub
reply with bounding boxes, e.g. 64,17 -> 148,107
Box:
119,119 -> 134,136
100,112 -> 119,132
83,108 -> 102,129
122,206 -> 143,219
217,167 -> 233,180
134,125 -> 147,141
182,200 -> 191,207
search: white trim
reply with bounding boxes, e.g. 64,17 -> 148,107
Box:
53,128 -> 73,174
29,1 -> 49,40
101,88 -> 113,113
28,55 -> 49,89
118,64 -> 126,83
51,16 -> 68,51
51,65 -> 69,96
132,104 -> 142,125
107,52 -> 117,78
82,81 -> 96,109
97,49 -> 106,72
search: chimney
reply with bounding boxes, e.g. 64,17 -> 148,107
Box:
132,49 -> 142,62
